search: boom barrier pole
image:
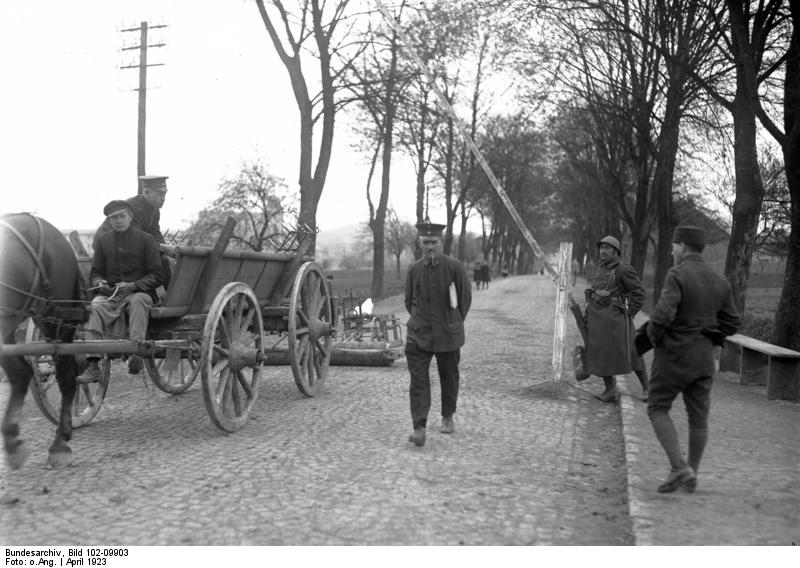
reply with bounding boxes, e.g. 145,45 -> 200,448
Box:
373,0 -> 558,283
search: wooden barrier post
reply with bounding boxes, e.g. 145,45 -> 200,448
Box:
552,242 -> 572,383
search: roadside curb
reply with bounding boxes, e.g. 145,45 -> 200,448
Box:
617,374 -> 654,546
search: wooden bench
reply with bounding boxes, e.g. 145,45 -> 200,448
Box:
719,333 -> 800,401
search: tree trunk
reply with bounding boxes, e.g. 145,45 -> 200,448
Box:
723,0 -> 769,315
370,26 -> 400,300
652,84 -> 684,304
771,9 -> 800,351
724,97 -> 765,315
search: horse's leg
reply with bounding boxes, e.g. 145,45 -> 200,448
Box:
1,354 -> 33,469
46,353 -> 78,468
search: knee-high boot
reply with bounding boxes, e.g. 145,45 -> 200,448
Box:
687,428 -> 708,474
650,410 -> 695,492
635,368 -> 649,399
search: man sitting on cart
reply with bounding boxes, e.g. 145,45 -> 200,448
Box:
77,200 -> 164,382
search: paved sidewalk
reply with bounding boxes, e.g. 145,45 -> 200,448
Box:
616,316 -> 800,545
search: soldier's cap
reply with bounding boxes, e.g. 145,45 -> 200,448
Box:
596,235 -> 621,252
139,175 -> 168,192
416,222 -> 446,237
103,199 -> 134,217
672,225 -> 705,248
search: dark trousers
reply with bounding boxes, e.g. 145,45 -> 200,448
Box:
647,373 -> 712,430
406,340 -> 460,429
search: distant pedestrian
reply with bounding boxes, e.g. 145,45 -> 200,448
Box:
480,261 -> 491,290
405,222 -> 472,447
644,226 -> 740,493
571,258 -> 581,287
582,236 -> 648,402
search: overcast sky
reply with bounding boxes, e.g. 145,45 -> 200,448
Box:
0,0 -> 435,234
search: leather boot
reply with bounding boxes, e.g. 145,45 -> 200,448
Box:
684,428 -> 708,493
635,369 -> 649,401
408,427 -> 426,447
595,376 -> 619,402
441,416 -> 454,434
650,411 -> 695,492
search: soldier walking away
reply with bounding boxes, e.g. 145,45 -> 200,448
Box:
644,226 -> 740,493
583,236 -> 649,402
405,222 -> 472,447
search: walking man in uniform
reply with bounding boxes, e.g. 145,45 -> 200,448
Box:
405,222 -> 472,447
645,226 -> 740,493
583,236 -> 649,402
77,200 -> 164,382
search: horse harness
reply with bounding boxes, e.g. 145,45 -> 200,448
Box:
0,213 -> 84,324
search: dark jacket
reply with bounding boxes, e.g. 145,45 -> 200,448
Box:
405,255 -> 472,352
91,226 -> 164,300
94,194 -> 163,248
585,257 -> 645,376
647,253 -> 740,380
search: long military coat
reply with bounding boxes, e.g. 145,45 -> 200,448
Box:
405,255 -> 472,353
585,257 -> 645,376
647,253 -> 740,381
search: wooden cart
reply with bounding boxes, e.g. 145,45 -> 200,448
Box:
16,222 -> 334,432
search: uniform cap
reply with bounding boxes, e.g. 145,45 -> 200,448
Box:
416,222 -> 446,237
103,199 -> 133,216
672,225 -> 705,248
139,175 -> 168,192
596,235 -> 621,252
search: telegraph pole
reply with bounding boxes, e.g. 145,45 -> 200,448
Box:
121,22 -> 166,194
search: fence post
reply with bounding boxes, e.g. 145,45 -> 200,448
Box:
552,242 -> 572,382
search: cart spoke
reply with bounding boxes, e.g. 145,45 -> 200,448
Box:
212,358 -> 229,376
230,373 -> 242,416
81,383 -> 96,409
233,295 -> 246,332
215,367 -> 231,404
41,377 -> 56,394
314,337 -> 327,356
218,317 -> 233,348
306,350 -> 316,382
236,370 -> 253,399
296,308 -> 309,327
239,308 -> 255,335
73,387 -> 83,416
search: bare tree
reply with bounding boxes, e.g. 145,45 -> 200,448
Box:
255,0 -> 364,253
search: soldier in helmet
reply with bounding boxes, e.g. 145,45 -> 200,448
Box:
582,235 -> 649,402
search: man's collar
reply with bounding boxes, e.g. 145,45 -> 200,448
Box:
600,256 -> 621,269
423,256 -> 441,267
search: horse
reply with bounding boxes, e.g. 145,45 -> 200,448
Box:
0,213 -> 83,469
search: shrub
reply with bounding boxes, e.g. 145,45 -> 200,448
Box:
740,314 -> 774,342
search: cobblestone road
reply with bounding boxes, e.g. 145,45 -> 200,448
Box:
1,274 -> 631,545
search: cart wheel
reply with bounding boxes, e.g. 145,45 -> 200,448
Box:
145,347 -> 199,394
288,262 -> 332,396
200,282 -> 264,432
25,319 -> 110,428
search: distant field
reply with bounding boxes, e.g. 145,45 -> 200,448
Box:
325,269 -> 406,302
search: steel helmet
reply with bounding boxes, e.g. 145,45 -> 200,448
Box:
596,235 -> 621,252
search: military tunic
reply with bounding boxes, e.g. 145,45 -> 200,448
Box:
405,255 -> 472,352
585,257 -> 645,376
647,253 -> 740,384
